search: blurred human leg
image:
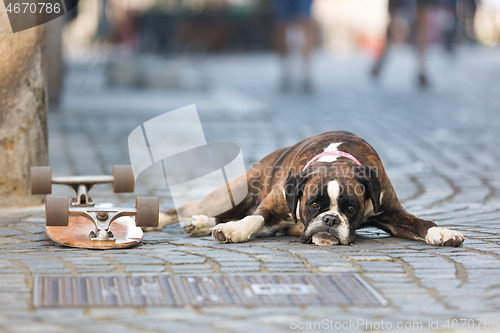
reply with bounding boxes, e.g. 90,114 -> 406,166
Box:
295,0 -> 314,92
273,0 -> 314,92
274,20 -> 291,91
274,0 -> 295,91
298,16 -> 315,92
371,0 -> 405,79
415,0 -> 438,88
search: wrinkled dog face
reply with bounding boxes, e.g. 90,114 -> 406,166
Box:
298,178 -> 365,245
285,166 -> 381,246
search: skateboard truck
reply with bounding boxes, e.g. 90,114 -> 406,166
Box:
92,211 -> 117,242
66,177 -> 114,207
69,206 -> 146,243
31,166 -> 159,249
34,166 -> 135,207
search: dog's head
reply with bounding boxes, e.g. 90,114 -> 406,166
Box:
285,164 -> 381,245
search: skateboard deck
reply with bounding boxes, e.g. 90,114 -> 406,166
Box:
46,216 -> 143,249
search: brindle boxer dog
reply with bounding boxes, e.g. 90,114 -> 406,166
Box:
154,131 -> 465,246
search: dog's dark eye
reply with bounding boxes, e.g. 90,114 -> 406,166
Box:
309,202 -> 320,210
347,205 -> 356,214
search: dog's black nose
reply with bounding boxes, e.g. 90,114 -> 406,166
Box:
322,214 -> 340,227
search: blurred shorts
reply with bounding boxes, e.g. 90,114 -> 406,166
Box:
389,0 -> 406,11
389,0 -> 439,11
274,0 -> 314,21
416,0 -> 439,6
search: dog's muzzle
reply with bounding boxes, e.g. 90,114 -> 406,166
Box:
300,213 -> 346,244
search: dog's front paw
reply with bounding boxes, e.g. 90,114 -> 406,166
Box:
181,215 -> 216,237
312,232 -> 339,246
425,227 -> 465,246
210,216 -> 264,243
210,222 -> 249,243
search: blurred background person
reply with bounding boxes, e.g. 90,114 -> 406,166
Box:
273,0 -> 316,93
371,0 -> 440,88
441,0 -> 458,53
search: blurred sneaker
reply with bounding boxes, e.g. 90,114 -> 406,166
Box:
370,63 -> 382,81
418,73 -> 429,89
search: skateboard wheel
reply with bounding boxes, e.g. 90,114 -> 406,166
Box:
45,196 -> 69,226
113,165 -> 135,193
135,197 -> 159,228
30,166 -> 52,195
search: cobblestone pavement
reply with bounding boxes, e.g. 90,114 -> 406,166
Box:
2,45 -> 500,332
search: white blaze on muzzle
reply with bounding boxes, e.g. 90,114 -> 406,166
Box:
325,180 -> 350,243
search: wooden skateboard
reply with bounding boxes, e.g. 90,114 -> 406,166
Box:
31,166 -> 159,249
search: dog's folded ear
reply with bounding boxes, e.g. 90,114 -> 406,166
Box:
354,166 -> 382,213
284,171 -> 311,223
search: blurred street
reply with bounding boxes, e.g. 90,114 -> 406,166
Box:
1,43 -> 500,332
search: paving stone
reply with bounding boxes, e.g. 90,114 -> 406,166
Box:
76,266 -> 116,273
103,255 -> 164,265
264,263 -> 307,269
0,260 -> 16,268
153,254 -> 206,264
171,264 -> 212,270
317,266 -> 360,273
11,225 -> 45,234
219,266 -> 261,272
68,257 -> 111,265
350,255 -> 393,261
124,265 -> 166,273
0,228 -> 23,237
266,267 -> 311,273
218,261 -> 260,267
363,273 -> 413,283
357,262 -> 406,273
0,238 -> 24,245
15,258 -> 65,270
12,234 -> 48,242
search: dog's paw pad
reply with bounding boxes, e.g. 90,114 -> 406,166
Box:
181,219 -> 195,234
211,226 -> 229,243
426,227 -> 465,247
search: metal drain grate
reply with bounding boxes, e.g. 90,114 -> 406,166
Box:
33,274 -> 386,308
